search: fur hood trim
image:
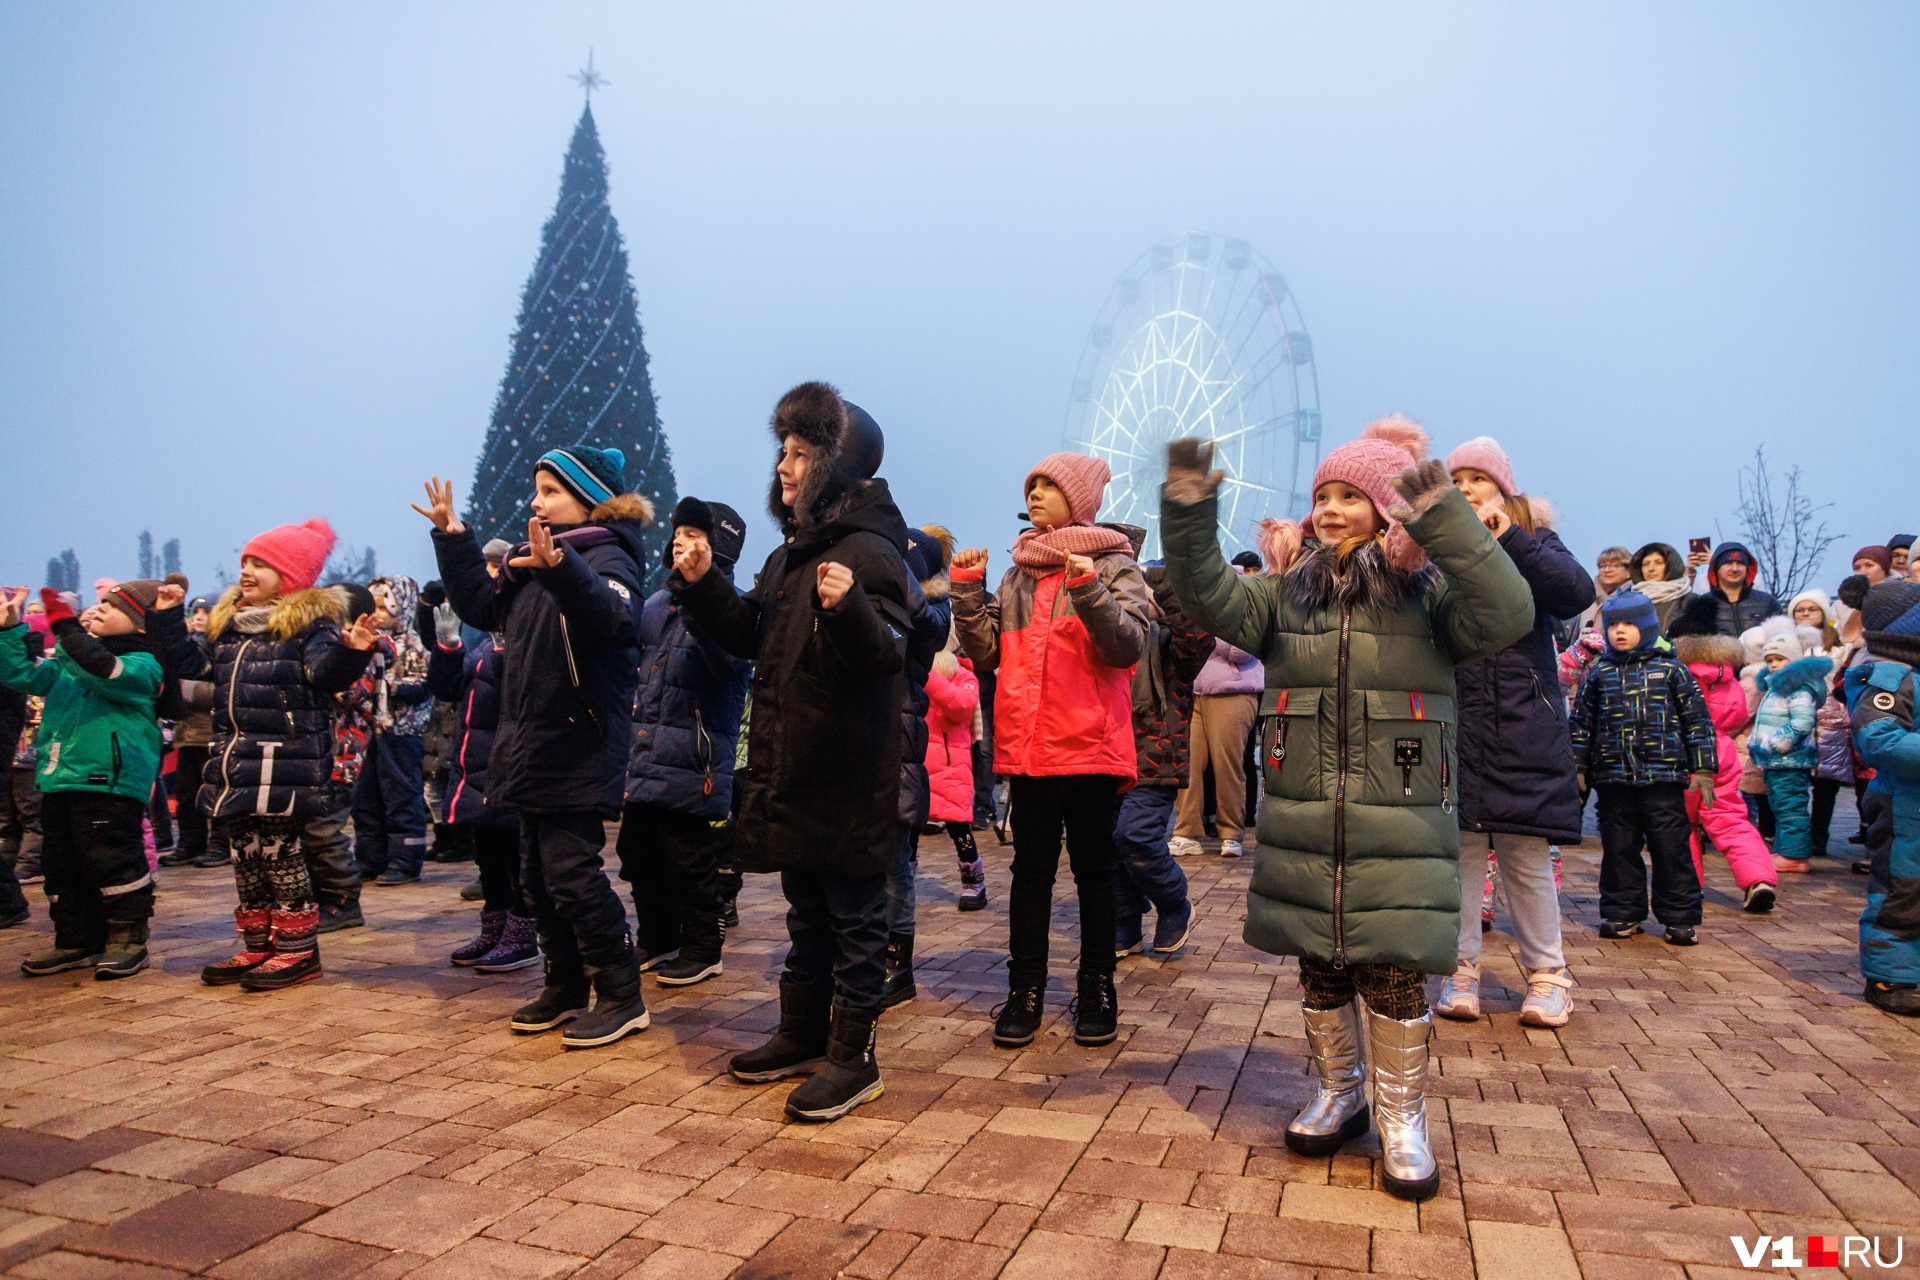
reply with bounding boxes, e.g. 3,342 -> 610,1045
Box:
1756,653 -> 1834,700
1528,495 -> 1558,531
1673,633 -> 1744,668
209,584 -> 349,641
1281,536 -> 1431,614
921,572 -> 950,601
590,492 -> 655,526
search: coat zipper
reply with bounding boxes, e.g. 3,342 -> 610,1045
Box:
213,636 -> 252,813
558,614 -> 600,736
1332,604 -> 1352,969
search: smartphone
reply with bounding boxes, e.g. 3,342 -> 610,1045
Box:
1689,537 -> 1711,557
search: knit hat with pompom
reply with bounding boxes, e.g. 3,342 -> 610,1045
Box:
1445,436 -> 1516,496
241,519 -> 337,594
1026,452 -> 1112,526
1305,414 -> 1431,571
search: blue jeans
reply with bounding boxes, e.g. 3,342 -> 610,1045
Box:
352,734 -> 428,877
1112,785 -> 1187,925
782,869 -> 889,1009
1765,767 -> 1813,861
885,824 -> 918,938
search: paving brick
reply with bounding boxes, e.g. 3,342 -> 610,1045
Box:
302,1175 -> 530,1255
1124,1202 -> 1225,1252
59,1188 -> 316,1272
207,1230 -> 389,1280
1001,1228 -> 1163,1280
402,1236 -> 579,1279
1660,1142 -> 1836,1215
516,1202 -> 646,1256
1467,1220 -> 1580,1280
738,1218 -> 876,1278
634,1197 -> 790,1257
1278,1181 -> 1418,1232
5,1172 -> 188,1225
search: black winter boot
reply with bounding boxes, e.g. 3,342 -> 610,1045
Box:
1071,969 -> 1119,1046
730,981 -> 832,1083
1866,982 -> 1920,1017
511,955 -> 591,1034
992,984 -> 1044,1048
785,999 -> 885,1122
878,933 -> 916,1009
563,962 -> 650,1048
95,921 -> 150,980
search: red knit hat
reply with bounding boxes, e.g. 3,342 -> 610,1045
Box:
1306,415 -> 1431,570
1027,452 -> 1112,526
1444,436 -> 1516,496
241,519 -> 336,593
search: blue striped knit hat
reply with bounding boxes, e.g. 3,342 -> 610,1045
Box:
1600,588 -> 1660,639
537,446 -> 626,511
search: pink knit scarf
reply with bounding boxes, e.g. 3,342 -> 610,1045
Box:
1010,524 -> 1133,578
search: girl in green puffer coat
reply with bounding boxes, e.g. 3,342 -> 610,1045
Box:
1161,418 -> 1533,1202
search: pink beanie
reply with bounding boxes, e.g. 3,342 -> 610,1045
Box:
241,518 -> 337,594
1028,452 -> 1112,526
1306,415 -> 1431,570
1445,436 -> 1516,496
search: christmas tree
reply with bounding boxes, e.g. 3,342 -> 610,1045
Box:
467,99 -> 675,587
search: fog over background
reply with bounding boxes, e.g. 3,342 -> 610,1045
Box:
3,3 -> 1916,594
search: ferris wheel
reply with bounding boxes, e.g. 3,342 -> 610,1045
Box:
1064,232 -> 1322,560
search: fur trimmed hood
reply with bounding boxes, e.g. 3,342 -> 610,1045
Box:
1673,632 -> 1745,669
589,493 -> 655,526
1281,535 -> 1432,614
209,584 -> 349,642
1755,653 -> 1834,701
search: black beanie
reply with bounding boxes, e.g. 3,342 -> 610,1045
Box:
903,527 -> 946,583
667,497 -> 747,572
1838,574 -> 1873,612
1863,580 -> 1920,666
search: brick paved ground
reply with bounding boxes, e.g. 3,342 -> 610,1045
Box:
2,820 -> 1918,1279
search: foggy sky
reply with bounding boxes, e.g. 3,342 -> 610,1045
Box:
3,3 -> 1916,595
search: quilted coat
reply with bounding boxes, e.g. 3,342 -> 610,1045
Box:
624,585 -> 750,820
425,633 -> 516,830
924,657 -> 980,824
1570,639 -> 1717,787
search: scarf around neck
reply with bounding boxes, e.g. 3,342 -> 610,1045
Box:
1010,524 -> 1132,578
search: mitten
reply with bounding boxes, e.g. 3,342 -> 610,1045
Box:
39,588 -> 75,625
1386,459 -> 1453,522
1164,438 -> 1223,504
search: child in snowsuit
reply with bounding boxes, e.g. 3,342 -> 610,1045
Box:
150,523 -> 379,989
1161,418 -> 1533,1202
925,646 -> 983,908
353,575 -> 432,885
1571,589 -> 1717,945
1843,580 -> 1920,1015
424,449 -> 653,1049
617,497 -> 750,989
674,385 -> 912,1122
1669,627 -> 1779,912
1114,560 -> 1211,957
951,452 -> 1151,1051
1747,624 -> 1832,871
1,583 -> 168,978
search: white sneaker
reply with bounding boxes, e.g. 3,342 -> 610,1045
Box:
1433,960 -> 1480,1021
1168,837 -> 1202,858
1519,968 -> 1573,1028
1218,839 -> 1244,858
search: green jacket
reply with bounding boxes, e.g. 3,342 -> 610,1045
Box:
0,623 -> 164,802
1161,488 -> 1534,973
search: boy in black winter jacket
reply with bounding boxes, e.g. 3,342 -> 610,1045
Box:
419,447 -> 653,1049
674,384 -> 912,1124
1570,589 -> 1718,945
616,497 -> 751,989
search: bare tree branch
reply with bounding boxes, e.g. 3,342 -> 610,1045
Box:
1734,445 -> 1841,599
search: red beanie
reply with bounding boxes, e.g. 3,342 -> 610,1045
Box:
1027,452 -> 1112,526
241,519 -> 336,594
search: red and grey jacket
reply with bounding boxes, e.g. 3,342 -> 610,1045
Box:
950,548 -> 1151,781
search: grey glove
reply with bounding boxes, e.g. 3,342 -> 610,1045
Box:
1386,458 -> 1453,522
1164,438 -> 1224,504
433,602 -> 462,648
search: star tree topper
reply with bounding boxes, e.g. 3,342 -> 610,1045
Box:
571,50 -> 608,100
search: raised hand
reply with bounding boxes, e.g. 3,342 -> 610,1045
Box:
1164,438 -> 1224,502
674,537 -> 712,585
433,603 -> 462,648
341,613 -> 380,651
411,477 -> 465,535
0,587 -> 25,629
1388,459 -> 1452,520
1064,553 -> 1095,579
508,518 -> 563,570
155,583 -> 187,611
816,561 -> 854,609
1477,501 -> 1512,537
951,547 -> 989,572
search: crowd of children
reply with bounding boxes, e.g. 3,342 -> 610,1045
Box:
4,389 -> 1919,1195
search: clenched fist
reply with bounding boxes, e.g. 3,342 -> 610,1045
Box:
816,561 -> 854,609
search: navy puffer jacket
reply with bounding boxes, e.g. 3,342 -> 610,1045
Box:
426,633 -> 515,829
150,586 -> 373,820
624,587 -> 750,820
1454,523 -> 1595,842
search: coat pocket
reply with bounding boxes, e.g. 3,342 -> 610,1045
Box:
1260,688 -> 1323,802
1359,690 -> 1454,808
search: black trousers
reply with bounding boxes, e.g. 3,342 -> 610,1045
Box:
1811,777 -> 1842,856
615,802 -> 725,960
1597,782 -> 1701,927
148,779 -> 173,850
471,824 -> 522,914
173,746 -> 210,856
302,786 -> 361,905
781,868 -> 888,1009
519,811 -> 634,978
42,791 -> 153,950
1007,774 -> 1121,988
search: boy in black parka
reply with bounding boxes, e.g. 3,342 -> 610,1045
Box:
674,383 -> 913,1123
418,447 -> 653,1049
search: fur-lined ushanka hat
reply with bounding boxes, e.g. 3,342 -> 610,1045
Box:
768,381 -> 885,528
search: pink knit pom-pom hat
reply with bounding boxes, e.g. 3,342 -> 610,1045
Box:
1444,436 -> 1516,496
1304,415 -> 1431,570
241,518 -> 337,594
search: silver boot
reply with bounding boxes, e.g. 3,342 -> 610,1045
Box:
1366,1006 -> 1439,1200
1284,1001 -> 1370,1156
